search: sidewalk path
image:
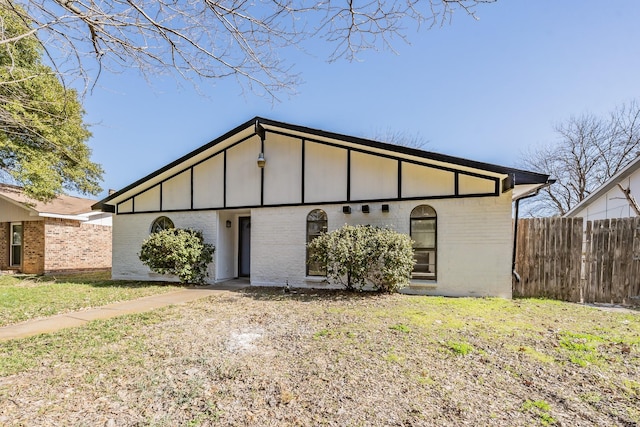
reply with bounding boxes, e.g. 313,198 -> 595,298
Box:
0,280 -> 248,342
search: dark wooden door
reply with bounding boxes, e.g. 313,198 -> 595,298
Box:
238,217 -> 251,277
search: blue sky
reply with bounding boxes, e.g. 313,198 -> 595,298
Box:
81,0 -> 640,199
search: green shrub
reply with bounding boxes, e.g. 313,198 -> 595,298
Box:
307,224 -> 415,292
139,229 -> 215,284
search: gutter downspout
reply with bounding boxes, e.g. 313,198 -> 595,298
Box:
512,179 -> 555,282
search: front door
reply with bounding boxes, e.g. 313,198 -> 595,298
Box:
238,217 -> 251,277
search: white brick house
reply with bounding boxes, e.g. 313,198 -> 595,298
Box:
94,117 -> 550,297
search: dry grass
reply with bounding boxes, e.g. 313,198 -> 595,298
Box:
1,287 -> 639,426
0,272 -> 182,327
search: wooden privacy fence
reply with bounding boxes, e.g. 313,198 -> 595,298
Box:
514,216 -> 640,305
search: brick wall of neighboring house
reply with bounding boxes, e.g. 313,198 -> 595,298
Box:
22,220 -> 45,274
43,218 -> 112,272
0,222 -> 9,269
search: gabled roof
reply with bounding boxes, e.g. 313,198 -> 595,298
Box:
94,116 -> 551,210
0,183 -> 99,218
564,154 -> 640,217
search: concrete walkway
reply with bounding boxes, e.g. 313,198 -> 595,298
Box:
0,280 -> 248,342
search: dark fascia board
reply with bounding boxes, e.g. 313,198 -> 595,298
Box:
93,116 -> 550,210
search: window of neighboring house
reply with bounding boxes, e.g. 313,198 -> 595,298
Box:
10,222 -> 23,267
150,216 -> 175,234
410,205 -> 437,279
306,209 -> 328,276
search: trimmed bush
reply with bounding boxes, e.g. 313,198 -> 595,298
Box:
139,228 -> 215,284
307,224 -> 415,292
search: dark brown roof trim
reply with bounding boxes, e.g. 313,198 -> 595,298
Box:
93,116 -> 550,210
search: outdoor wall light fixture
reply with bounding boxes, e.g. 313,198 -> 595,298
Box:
362,205 -> 370,213
343,206 -> 352,214
382,204 -> 390,212
226,220 -> 232,228
257,152 -> 266,168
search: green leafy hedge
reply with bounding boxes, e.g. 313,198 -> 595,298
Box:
139,229 -> 215,284
307,225 -> 415,292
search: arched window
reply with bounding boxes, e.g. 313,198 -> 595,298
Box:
410,205 -> 437,279
306,209 -> 328,276
150,216 -> 175,234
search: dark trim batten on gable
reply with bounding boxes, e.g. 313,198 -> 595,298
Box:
397,160 -> 402,199
346,149 -> 351,202
93,119 -> 261,210
454,173 -> 459,196
102,134 -> 255,211
223,150 -> 227,208
266,128 -> 499,182
159,182 -> 163,211
258,117 -> 549,184
114,191 -> 501,215
260,130 -> 266,206
301,139 -> 306,204
190,167 -> 194,210
94,116 -> 550,212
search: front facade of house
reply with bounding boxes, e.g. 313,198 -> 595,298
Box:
95,118 -> 549,297
0,184 -> 112,274
565,155 -> 640,221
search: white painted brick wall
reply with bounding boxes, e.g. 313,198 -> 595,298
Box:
113,193 -> 513,297
250,194 -> 512,297
112,212 -> 218,283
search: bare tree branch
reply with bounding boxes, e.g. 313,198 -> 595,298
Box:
0,0 -> 496,98
520,101 -> 640,217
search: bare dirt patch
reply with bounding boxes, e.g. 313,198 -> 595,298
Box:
1,288 -> 639,426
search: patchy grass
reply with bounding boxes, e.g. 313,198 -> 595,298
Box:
0,288 -> 638,426
0,272 -> 182,326
445,340 -> 475,356
521,400 -> 557,426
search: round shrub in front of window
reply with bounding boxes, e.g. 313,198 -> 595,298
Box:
307,224 -> 415,293
139,228 -> 215,284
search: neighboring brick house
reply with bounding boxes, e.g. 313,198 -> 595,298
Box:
0,184 -> 112,274
94,117 -> 551,297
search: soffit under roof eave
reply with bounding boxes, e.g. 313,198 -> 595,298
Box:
38,212 -> 88,221
512,183 -> 548,201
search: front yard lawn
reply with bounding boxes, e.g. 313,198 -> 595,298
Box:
0,287 -> 638,426
0,272 -> 181,327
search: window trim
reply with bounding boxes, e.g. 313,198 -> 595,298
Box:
150,216 -> 175,234
10,222 -> 23,267
410,205 -> 437,280
306,209 -> 328,276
